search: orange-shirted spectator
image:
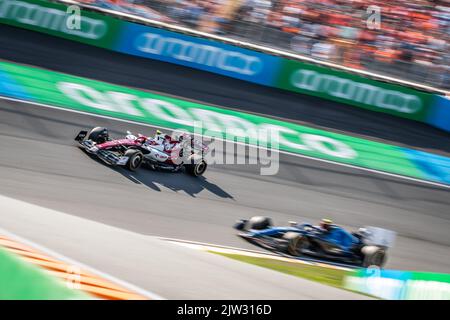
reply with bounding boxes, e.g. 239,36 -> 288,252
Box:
374,48 -> 400,63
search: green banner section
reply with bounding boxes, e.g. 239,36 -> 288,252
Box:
0,61 -> 429,181
276,59 -> 434,122
0,246 -> 90,299
406,272 -> 450,299
0,0 -> 122,48
345,269 -> 450,300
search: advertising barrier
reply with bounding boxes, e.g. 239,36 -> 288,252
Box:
114,23 -> 281,85
427,96 -> 450,132
344,268 -> 450,300
402,149 -> 450,184
275,59 -> 435,122
0,0 -> 122,48
0,0 -> 449,132
1,61 -> 450,185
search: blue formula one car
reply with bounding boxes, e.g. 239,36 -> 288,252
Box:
234,217 -> 396,268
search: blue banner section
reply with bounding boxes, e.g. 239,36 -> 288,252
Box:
402,148 -> 450,184
427,95 -> 450,133
0,69 -> 30,100
365,269 -> 410,299
358,269 -> 411,280
114,22 -> 281,85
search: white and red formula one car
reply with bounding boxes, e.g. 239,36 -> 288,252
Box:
75,127 -> 209,176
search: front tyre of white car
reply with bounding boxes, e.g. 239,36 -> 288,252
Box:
125,149 -> 144,171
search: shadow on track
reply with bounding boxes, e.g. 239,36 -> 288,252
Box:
82,150 -> 234,199
116,164 -> 235,199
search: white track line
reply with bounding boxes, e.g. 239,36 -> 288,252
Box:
159,236 -> 278,256
0,226 -> 166,300
160,236 -> 353,271
1,95 -> 449,190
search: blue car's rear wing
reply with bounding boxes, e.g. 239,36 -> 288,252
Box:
363,227 -> 396,248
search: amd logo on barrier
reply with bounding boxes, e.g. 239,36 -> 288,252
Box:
0,0 -> 107,39
134,32 -> 263,76
290,69 -> 422,114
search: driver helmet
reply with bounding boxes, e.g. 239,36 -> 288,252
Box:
319,218 -> 333,231
154,130 -> 164,142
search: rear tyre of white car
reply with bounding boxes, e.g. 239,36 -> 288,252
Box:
125,149 -> 143,171
185,160 -> 207,177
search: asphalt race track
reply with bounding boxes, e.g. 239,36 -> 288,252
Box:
0,99 -> 449,274
0,24 -> 449,297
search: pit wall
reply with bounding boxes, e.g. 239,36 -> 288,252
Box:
0,0 -> 449,132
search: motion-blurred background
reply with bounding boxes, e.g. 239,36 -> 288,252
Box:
0,0 -> 449,300
79,0 -> 450,89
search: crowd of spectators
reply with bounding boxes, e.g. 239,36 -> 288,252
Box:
89,0 -> 450,89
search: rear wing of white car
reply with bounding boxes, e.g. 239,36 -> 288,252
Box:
364,227 -> 397,248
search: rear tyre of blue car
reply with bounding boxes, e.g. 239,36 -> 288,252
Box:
361,246 -> 386,268
284,232 -> 308,256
